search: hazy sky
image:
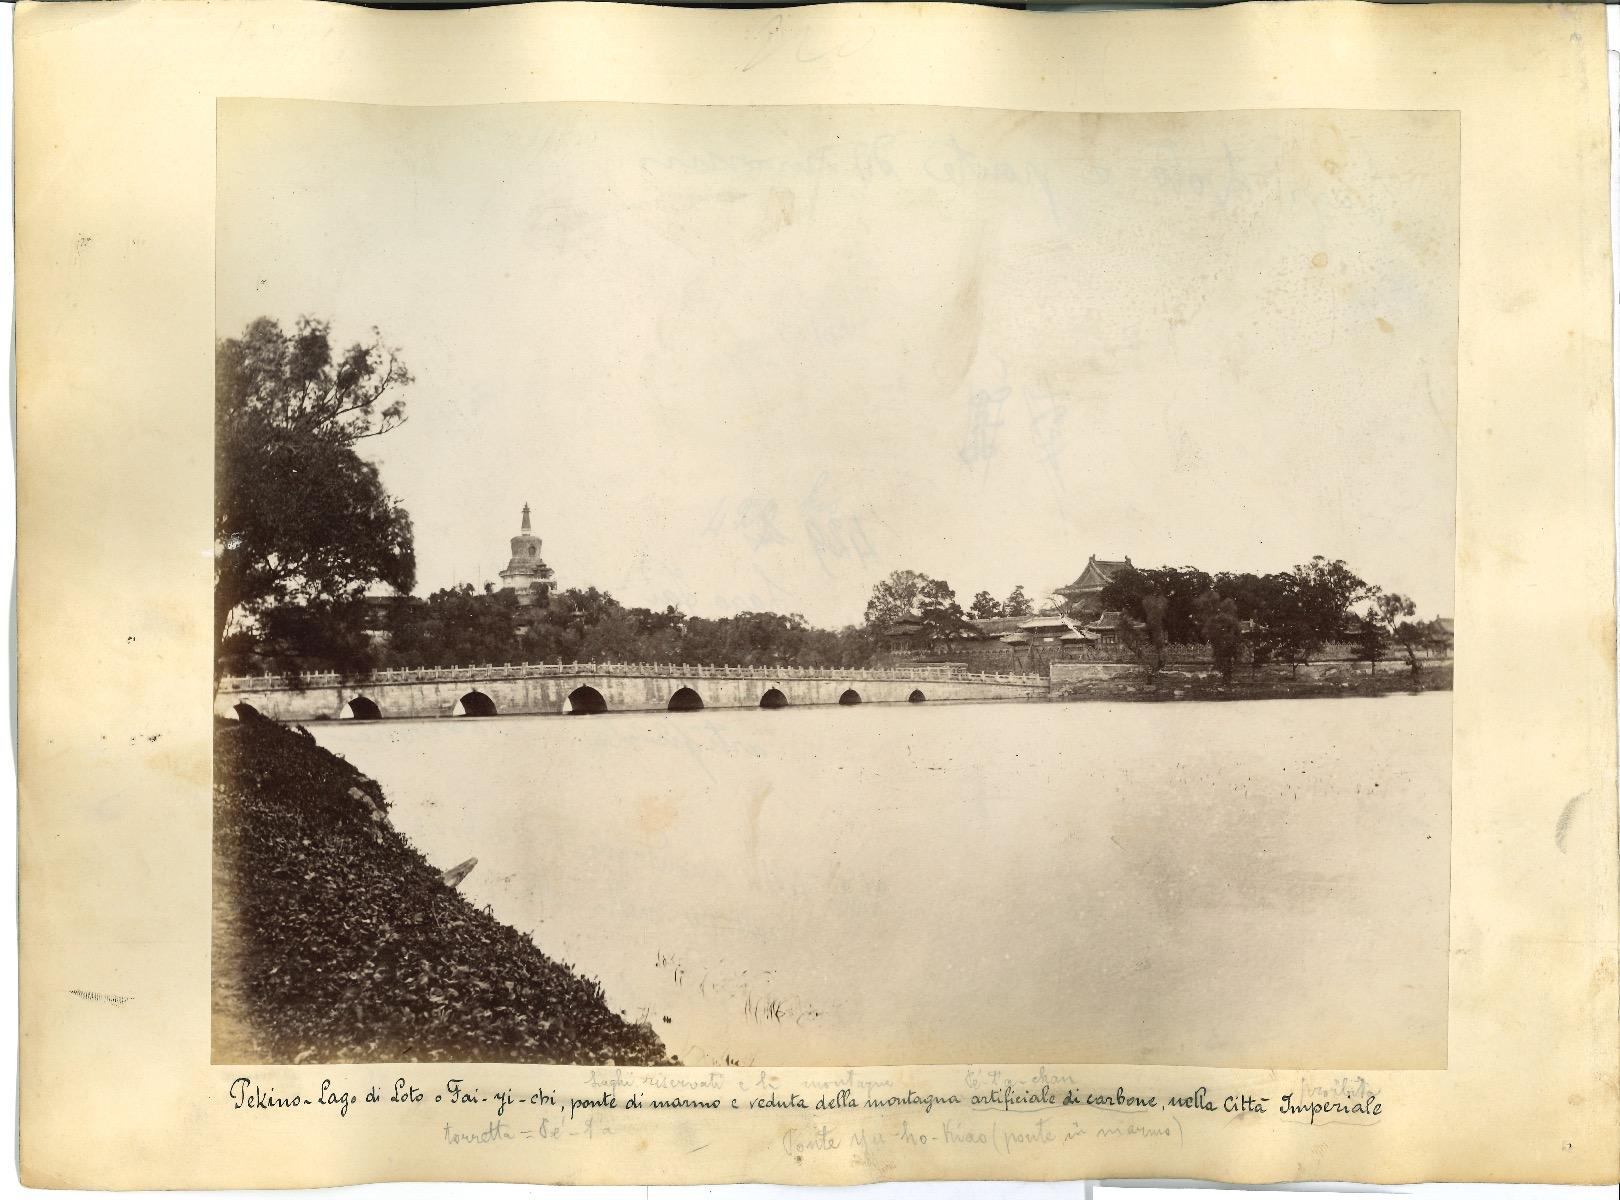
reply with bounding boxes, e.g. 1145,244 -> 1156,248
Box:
218,101 -> 1458,627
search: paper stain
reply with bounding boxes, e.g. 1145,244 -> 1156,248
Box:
768,187 -> 795,230
149,743 -> 211,790
746,784 -> 772,861
1553,792 -> 1585,852
637,794 -> 680,838
1591,610 -> 1616,661
1375,317 -> 1394,333
1310,252 -> 1328,268
1589,954 -> 1617,999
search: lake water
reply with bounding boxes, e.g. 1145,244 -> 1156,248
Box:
310,693 -> 1450,1068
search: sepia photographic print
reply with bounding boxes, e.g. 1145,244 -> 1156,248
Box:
211,100 -> 1458,1072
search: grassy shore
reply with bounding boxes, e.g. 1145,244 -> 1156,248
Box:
212,712 -> 672,1065
1051,662 -> 1453,703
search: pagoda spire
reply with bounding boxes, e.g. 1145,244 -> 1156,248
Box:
520,503 -> 531,533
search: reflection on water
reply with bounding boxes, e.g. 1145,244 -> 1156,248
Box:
310,694 -> 1450,1068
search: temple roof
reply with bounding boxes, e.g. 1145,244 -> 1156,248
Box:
1055,554 -> 1133,597
1018,615 -> 1073,631
969,616 -> 1027,637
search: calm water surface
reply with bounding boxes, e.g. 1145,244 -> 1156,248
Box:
310,694 -> 1450,1068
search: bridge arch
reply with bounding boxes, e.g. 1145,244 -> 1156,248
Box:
344,696 -> 382,721
838,688 -> 862,706
668,687 -> 704,712
908,689 -> 927,703
759,688 -> 788,709
565,685 -> 607,715
454,690 -> 497,717
232,702 -> 261,720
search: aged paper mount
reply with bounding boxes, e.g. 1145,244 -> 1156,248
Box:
14,0 -> 1620,1189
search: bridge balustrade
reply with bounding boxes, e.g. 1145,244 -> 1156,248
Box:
218,659 -> 1045,691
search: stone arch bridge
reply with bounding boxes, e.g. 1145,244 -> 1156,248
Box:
215,661 -> 1048,722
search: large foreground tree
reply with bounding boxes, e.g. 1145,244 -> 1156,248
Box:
216,317 -> 416,675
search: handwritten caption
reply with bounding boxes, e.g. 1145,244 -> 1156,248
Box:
225,1068 -> 1385,1160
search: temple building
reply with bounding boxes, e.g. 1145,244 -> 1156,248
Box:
969,614 -> 1099,647
1053,554 -> 1132,616
498,503 -> 553,604
1085,610 -> 1127,646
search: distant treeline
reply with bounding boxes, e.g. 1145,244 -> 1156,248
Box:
1090,558 -> 1449,678
853,558 -> 1448,680
219,584 -> 889,677
219,559 -> 1448,681
376,585 -> 883,672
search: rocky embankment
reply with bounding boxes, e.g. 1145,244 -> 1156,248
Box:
212,712 -> 671,1066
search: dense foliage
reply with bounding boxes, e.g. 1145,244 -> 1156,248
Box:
376,584 -> 882,670
1093,557 -> 1447,674
216,317 -> 416,676
967,585 -> 1036,620
859,569 -> 990,642
213,713 -> 672,1065
362,559 -> 1446,676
